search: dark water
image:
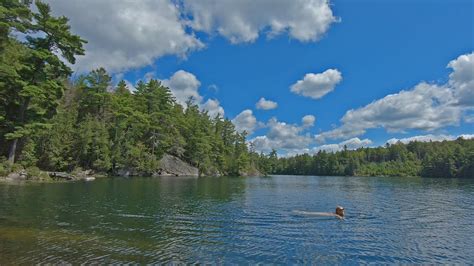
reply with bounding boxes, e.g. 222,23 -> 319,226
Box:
0,175 -> 473,264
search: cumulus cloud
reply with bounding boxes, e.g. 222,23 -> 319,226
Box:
46,0 -> 203,73
201,99 -> 225,118
161,70 -> 202,106
183,0 -> 336,43
46,0 -> 337,73
251,127 -> 312,154
386,134 -> 474,145
232,109 -> 258,135
459,134 -> 474,140
290,69 -> 342,99
316,52 -> 474,142
387,134 -> 454,145
313,137 -> 372,153
250,117 -> 316,154
159,70 -> 225,118
256,97 -> 278,110
302,115 -> 316,127
448,53 -> 474,107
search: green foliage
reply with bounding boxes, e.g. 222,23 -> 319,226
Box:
0,0 -> 85,163
18,138 -> 37,167
25,166 -> 50,181
259,138 -> 474,178
75,115 -> 112,172
10,162 -> 23,173
0,157 -> 9,176
0,1 -> 257,177
1,63 -> 257,176
5,1 -> 470,181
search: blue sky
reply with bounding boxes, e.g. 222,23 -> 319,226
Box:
48,0 -> 473,155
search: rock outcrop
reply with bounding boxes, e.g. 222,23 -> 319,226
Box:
114,154 -> 199,177
48,169 -> 96,181
239,166 -> 264,177
6,170 -> 27,181
48,171 -> 75,180
154,154 -> 199,177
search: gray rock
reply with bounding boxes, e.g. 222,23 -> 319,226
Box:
48,172 -> 75,180
115,168 -> 144,177
74,169 -> 96,180
239,167 -> 263,177
19,170 -> 28,179
6,172 -> 21,180
154,154 -> 199,177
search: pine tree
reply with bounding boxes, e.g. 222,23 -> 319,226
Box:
0,1 -> 85,163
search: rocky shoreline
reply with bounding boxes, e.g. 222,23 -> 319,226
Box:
1,154 -> 263,183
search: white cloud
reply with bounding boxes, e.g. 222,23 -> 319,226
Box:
250,117 -> 313,154
464,114 -> 474,123
459,134 -> 474,140
302,115 -> 316,127
201,98 -> 225,118
256,97 -> 278,110
448,53 -> 474,107
316,83 -> 460,142
313,137 -> 372,153
208,84 -> 219,92
386,134 -> 455,145
46,0 -> 203,73
279,137 -> 372,157
232,109 -> 258,135
316,52 -> 474,142
159,70 -> 225,117
161,70 -> 202,106
290,69 -> 342,99
386,134 -> 474,145
123,80 -> 136,92
183,0 -> 336,44
46,0 -> 336,73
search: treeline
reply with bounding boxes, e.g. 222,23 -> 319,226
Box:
0,1 -> 256,176
254,138 -> 474,178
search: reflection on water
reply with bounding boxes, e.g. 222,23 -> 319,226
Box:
0,176 -> 473,263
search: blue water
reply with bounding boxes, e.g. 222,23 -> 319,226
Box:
0,175 -> 473,263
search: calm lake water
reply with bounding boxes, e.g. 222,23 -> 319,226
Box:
0,175 -> 473,264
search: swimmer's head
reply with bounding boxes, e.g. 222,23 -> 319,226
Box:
336,206 -> 344,216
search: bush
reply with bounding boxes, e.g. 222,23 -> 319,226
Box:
26,166 -> 50,181
0,157 -> 11,176
11,163 -> 24,173
19,139 -> 38,168
0,164 -> 8,177
71,166 -> 84,177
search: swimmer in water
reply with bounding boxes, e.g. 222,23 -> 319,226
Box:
293,206 -> 345,219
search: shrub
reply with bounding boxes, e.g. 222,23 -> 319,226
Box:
26,166 -> 50,181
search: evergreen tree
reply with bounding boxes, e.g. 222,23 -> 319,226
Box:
0,0 -> 85,163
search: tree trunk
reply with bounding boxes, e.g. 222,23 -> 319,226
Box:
8,97 -> 30,164
8,139 -> 18,164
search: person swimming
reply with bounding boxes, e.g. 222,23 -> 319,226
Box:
293,206 -> 345,219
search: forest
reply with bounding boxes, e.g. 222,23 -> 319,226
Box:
255,138 -> 474,178
1,1 -> 473,179
0,0 -> 256,177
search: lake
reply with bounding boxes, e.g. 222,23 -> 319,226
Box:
0,175 -> 473,263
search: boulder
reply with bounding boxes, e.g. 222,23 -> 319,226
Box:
6,172 -> 22,181
239,167 -> 263,177
48,172 -> 75,180
154,154 -> 199,177
115,168 -> 144,177
74,169 -> 97,180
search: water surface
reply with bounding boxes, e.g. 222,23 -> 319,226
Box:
0,175 -> 473,263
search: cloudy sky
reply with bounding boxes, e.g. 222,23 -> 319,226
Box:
46,0 -> 473,155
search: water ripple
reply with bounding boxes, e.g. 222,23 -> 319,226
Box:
0,176 -> 473,264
